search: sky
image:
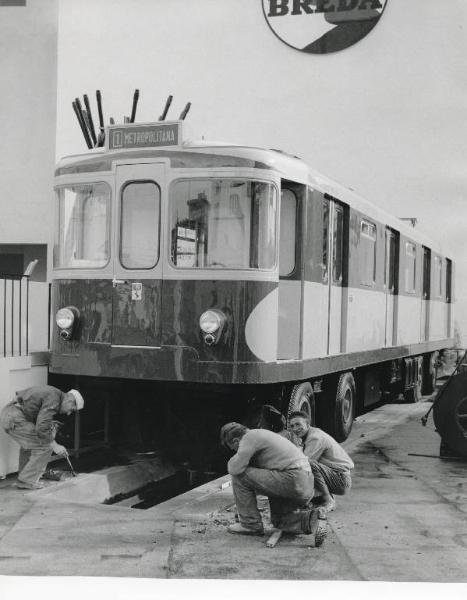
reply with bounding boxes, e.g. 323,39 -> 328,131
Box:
54,0 -> 467,340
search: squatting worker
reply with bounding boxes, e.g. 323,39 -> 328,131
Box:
220,422 -> 327,545
289,411 -> 354,512
0,385 -> 84,490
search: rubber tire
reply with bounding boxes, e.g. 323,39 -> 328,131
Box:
320,372 -> 356,442
403,358 -> 423,403
422,351 -> 439,396
433,371 -> 467,457
287,382 -> 315,426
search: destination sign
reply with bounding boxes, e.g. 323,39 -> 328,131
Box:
108,122 -> 182,150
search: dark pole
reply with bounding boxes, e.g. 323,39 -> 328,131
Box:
130,89 -> 140,123
96,90 -> 105,146
96,90 -> 105,130
159,95 -> 173,121
3,280 -> 6,357
11,279 -> 14,356
179,102 -> 192,120
26,278 -> 29,355
47,282 -> 51,350
75,98 -> 93,148
19,278 -> 22,356
83,94 -> 97,146
72,100 -> 93,149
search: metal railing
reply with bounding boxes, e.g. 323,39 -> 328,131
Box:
0,260 -> 38,358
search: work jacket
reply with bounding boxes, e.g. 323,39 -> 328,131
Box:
12,385 -> 66,443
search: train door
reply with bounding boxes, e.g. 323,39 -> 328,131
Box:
327,200 -> 344,355
277,187 -> 301,359
384,228 -> 397,346
111,163 -> 165,347
421,246 -> 431,341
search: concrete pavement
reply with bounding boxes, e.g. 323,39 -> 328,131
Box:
0,400 -> 467,582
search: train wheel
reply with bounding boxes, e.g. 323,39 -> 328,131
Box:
422,351 -> 439,396
319,372 -> 356,442
286,382 -> 315,425
403,358 -> 423,403
433,371 -> 467,457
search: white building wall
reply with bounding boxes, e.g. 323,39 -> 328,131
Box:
0,0 -> 58,257
0,1 -> 57,356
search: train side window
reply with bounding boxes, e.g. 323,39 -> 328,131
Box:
332,205 -> 344,283
404,242 -> 417,293
446,259 -> 452,302
434,256 -> 442,298
360,219 -> 376,286
322,200 -> 329,284
279,189 -> 296,276
120,181 -> 160,269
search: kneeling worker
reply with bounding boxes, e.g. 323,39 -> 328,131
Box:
220,422 -> 327,545
0,385 -> 84,489
289,411 -> 353,512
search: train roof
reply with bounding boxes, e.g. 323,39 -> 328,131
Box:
56,138 -> 445,256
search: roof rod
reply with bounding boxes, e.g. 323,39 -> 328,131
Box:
130,88 -> 139,123
95,90 -> 105,147
96,90 -> 105,131
72,99 -> 93,149
82,109 -> 95,147
179,102 -> 191,120
83,94 -> 97,146
75,97 -> 94,148
159,95 -> 173,121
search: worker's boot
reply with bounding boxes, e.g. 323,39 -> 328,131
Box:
16,480 -> 44,490
302,507 -> 328,546
227,523 -> 264,536
277,507 -> 328,546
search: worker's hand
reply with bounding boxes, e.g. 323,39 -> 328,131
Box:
51,441 -> 68,456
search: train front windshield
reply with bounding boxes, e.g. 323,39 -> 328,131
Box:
171,179 -> 276,269
54,178 -> 277,271
54,183 -> 111,269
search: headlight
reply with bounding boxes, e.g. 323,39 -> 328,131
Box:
199,310 -> 224,334
56,307 -> 75,330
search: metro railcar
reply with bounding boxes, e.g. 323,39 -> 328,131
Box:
50,119 -> 454,442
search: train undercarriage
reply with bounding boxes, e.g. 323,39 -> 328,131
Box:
48,348 -> 445,477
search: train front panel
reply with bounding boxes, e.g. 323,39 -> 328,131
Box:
50,157 -> 283,384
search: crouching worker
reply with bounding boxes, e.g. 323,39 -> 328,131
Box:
0,385 -> 84,490
289,411 -> 354,512
220,422 -> 327,545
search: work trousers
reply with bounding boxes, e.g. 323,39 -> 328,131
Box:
310,460 -> 351,497
0,404 -> 52,485
231,467 -> 314,531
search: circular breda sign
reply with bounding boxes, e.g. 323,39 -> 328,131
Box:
262,0 -> 388,54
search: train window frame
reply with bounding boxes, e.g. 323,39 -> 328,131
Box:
404,241 -> 417,294
119,180 -> 161,270
332,204 -> 344,284
279,189 -> 297,277
54,181 -> 112,270
168,177 -> 278,271
359,218 -> 377,287
434,255 -> 443,298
